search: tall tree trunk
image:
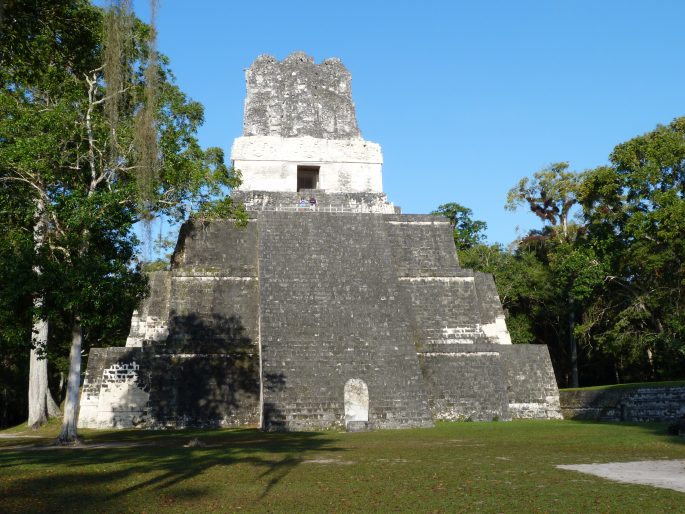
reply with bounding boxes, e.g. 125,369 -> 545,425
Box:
646,346 -> 655,380
55,320 -> 82,444
27,324 -> 49,428
27,197 -> 60,428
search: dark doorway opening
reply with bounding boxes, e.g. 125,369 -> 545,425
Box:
297,166 -> 320,191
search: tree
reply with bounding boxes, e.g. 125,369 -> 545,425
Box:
0,0 -> 102,427
0,180 -> 35,426
1,0 -> 244,442
500,120 -> 684,387
431,202 -> 487,250
504,162 -> 607,387
577,117 -> 685,382
506,162 -> 581,241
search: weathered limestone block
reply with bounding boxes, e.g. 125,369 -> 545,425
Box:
418,345 -> 512,421
232,190 -> 397,213
78,345 -> 261,429
243,52 -> 360,139
126,271 -> 171,347
147,352 -> 260,428
258,211 -> 434,431
499,345 -> 563,419
232,136 -> 383,193
473,272 -> 512,345
78,347 -> 150,429
344,378 -> 370,428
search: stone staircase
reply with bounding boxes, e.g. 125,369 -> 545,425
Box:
257,211 -> 433,430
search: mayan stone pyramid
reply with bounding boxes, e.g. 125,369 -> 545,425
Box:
78,52 -> 562,431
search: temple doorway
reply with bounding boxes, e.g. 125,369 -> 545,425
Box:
344,378 -> 369,427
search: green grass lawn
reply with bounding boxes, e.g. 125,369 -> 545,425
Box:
1,420 -> 683,513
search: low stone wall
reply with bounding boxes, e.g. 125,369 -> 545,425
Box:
560,386 -> 685,422
232,190 -> 398,214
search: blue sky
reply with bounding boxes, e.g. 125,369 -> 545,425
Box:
128,0 -> 684,247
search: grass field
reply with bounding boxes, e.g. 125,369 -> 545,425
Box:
1,420 -> 684,513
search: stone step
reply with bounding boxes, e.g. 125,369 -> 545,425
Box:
346,420 -> 371,432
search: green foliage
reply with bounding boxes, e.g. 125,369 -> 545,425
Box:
0,185 -> 34,426
140,259 -> 169,272
431,202 -> 487,250
547,243 -> 606,304
576,117 -> 685,381
506,162 -> 581,240
463,117 -> 685,387
0,0 -> 243,426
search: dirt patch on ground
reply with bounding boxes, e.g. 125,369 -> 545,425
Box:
558,460 -> 685,493
302,458 -> 354,465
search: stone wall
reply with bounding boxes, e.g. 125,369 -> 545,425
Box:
243,53 -> 360,139
146,351 -> 259,428
386,215 -> 460,277
81,219 -> 263,429
153,219 -> 262,427
126,272 -> 171,347
499,345 -> 562,419
80,210 -> 562,430
232,190 -> 398,214
258,211 -> 433,430
79,345 -> 261,429
560,386 -> 685,422
473,272 -> 512,345
386,216 -> 508,346
418,344 -> 511,421
78,347 -> 149,428
232,136 -> 383,193
416,342 -> 562,421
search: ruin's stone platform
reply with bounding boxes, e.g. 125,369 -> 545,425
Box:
79,209 -> 561,430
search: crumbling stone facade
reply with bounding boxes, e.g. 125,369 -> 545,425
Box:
78,53 -> 562,431
243,52 -> 360,140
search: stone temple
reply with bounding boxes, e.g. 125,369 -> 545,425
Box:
78,52 -> 562,431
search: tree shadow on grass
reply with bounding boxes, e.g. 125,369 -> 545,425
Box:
0,309 -> 343,510
0,428 -> 346,512
564,419 -> 685,447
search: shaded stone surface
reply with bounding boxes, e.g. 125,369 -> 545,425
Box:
560,386 -> 685,422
